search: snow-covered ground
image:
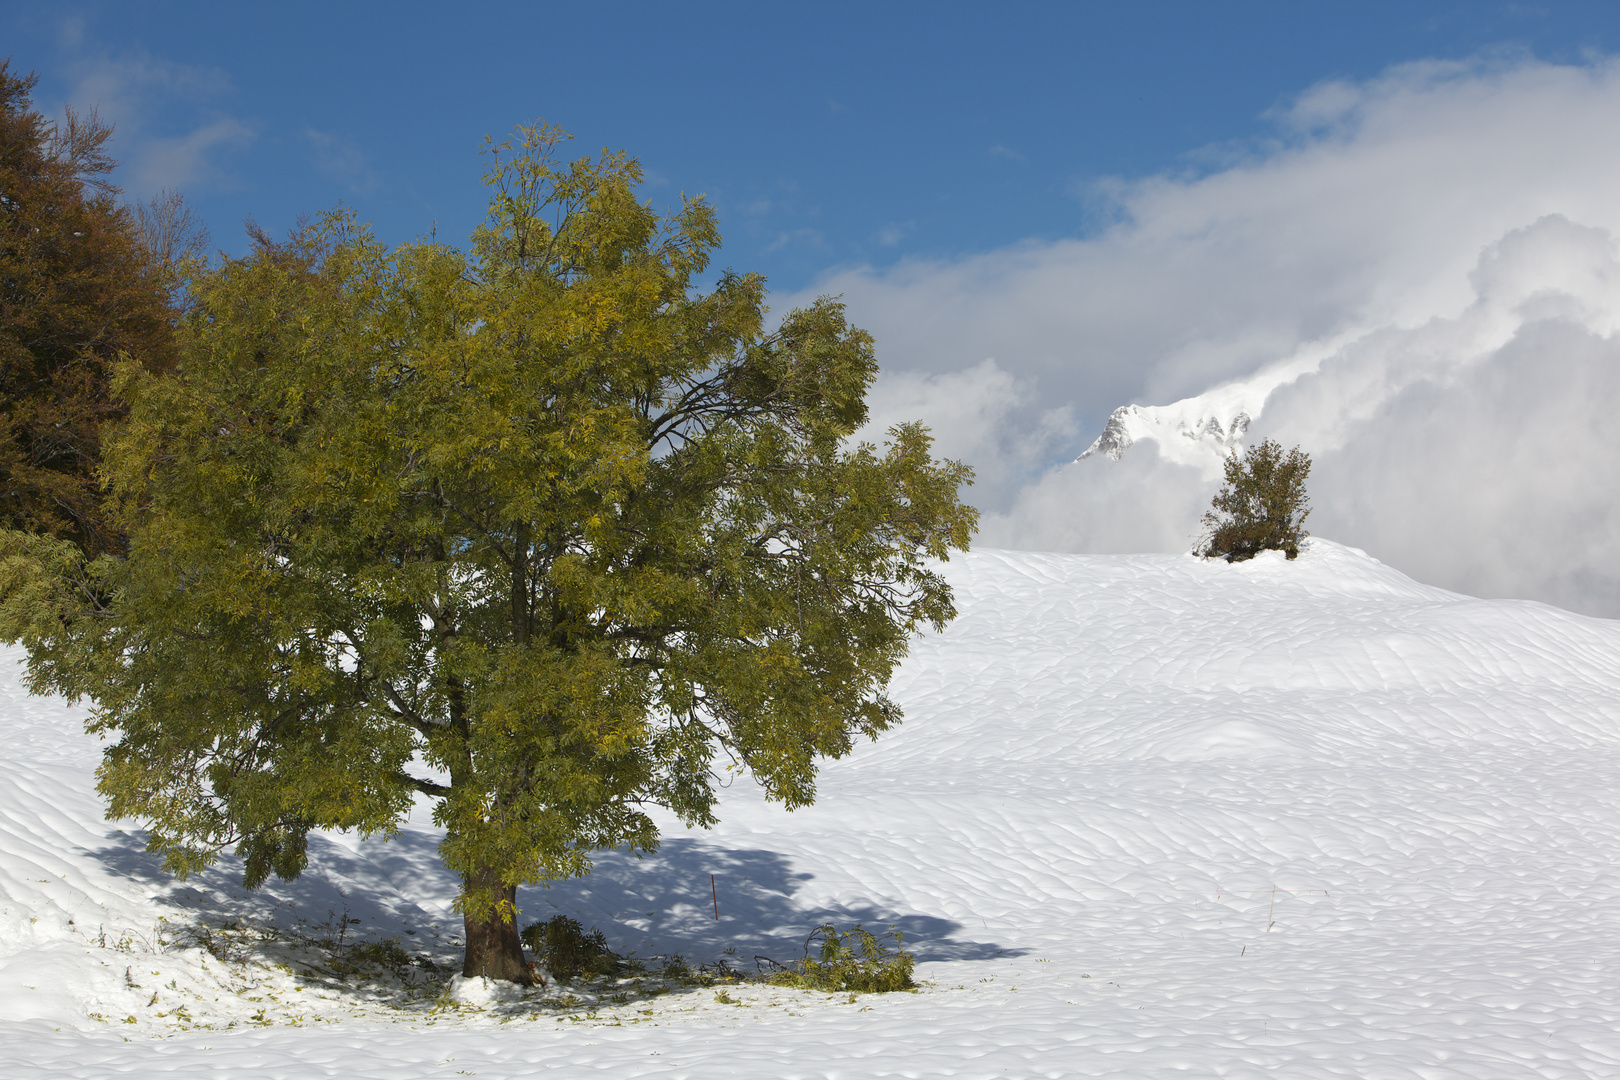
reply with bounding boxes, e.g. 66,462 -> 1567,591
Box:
6,539 -> 1620,1078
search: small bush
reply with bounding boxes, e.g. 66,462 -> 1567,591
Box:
766,924 -> 915,993
519,915 -> 616,981
1199,438 -> 1312,562
348,938 -> 415,972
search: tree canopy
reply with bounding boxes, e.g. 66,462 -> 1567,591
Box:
0,124 -> 977,982
1199,438 -> 1311,561
0,61 -> 179,556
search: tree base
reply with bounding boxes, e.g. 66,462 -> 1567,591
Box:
461,877 -> 535,985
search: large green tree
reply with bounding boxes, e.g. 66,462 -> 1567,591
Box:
0,125 -> 976,983
0,61 -> 179,556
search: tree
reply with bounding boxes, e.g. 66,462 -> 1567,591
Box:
1198,438 -> 1311,561
0,124 -> 977,984
0,61 -> 179,557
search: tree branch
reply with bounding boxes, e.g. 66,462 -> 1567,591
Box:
396,771 -> 452,798
376,679 -> 443,738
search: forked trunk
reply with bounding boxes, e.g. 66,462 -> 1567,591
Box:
461,865 -> 534,985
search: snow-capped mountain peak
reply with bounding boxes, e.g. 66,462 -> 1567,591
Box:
1073,319 -> 1351,477
1078,402 -> 1251,470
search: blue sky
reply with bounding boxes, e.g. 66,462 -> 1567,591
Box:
13,2 -> 1620,613
8,2 -> 1620,291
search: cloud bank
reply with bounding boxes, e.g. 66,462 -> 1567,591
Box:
798,56 -> 1620,617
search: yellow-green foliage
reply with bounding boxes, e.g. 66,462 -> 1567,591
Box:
519,915 -> 615,981
1199,438 -> 1312,562
0,121 -> 977,979
767,924 -> 916,993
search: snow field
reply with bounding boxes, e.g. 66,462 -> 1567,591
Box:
6,539 -> 1620,1076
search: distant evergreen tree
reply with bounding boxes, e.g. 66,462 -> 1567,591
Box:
1199,438 -> 1311,561
0,61 -> 178,556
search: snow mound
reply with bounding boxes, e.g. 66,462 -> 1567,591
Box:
446,974 -> 529,1006
6,539 -> 1620,1077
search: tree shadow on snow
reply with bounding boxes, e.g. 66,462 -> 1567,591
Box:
520,837 -> 1019,967
89,824 -> 459,944
84,826 -> 473,1003
87,825 -> 1018,972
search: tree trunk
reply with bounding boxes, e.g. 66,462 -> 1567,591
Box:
461,864 -> 534,984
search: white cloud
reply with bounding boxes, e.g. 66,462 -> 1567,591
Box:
1264,215 -> 1620,616
978,443 -> 1211,556
132,117 -> 254,192
51,44 -> 252,197
782,55 -> 1620,615
985,214 -> 1620,615
856,359 -> 1076,503
64,50 -> 232,116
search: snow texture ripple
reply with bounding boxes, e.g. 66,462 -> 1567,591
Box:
4,539 -> 1620,1077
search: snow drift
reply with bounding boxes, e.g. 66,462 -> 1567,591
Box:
5,540 -> 1620,1077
